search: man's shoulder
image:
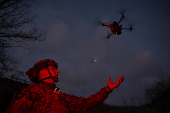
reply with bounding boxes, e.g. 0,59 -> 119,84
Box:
23,83 -> 39,90
20,83 -> 42,94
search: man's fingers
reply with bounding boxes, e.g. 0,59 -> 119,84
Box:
108,77 -> 111,82
119,76 -> 124,82
121,78 -> 124,82
121,76 -> 124,82
118,76 -> 124,84
109,76 -> 124,84
117,77 -> 121,84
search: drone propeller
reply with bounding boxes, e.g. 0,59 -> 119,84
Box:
96,20 -> 103,27
122,14 -> 128,21
116,8 -> 126,15
118,14 -> 127,24
127,21 -> 136,31
100,35 -> 109,40
127,21 -> 136,27
100,32 -> 113,40
130,27 -> 132,31
94,17 -> 110,27
116,8 -> 128,22
122,27 -> 133,32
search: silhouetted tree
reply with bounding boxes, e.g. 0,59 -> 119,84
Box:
144,76 -> 170,104
0,0 -> 46,82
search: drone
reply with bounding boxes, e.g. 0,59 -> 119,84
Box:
101,14 -> 132,39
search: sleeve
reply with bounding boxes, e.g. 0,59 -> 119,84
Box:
9,86 -> 39,113
64,86 -> 113,112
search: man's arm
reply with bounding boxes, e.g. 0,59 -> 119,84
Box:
64,76 -> 124,112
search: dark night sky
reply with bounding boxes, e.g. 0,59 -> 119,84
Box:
12,0 -> 170,105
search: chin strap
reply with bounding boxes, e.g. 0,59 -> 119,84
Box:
38,67 -> 58,82
46,67 -> 58,82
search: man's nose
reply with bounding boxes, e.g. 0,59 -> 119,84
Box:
57,70 -> 60,73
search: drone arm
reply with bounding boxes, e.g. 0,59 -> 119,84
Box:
118,15 -> 124,24
122,28 -> 130,29
107,32 -> 114,39
122,27 -> 132,31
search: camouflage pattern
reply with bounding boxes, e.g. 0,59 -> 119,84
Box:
9,82 -> 112,113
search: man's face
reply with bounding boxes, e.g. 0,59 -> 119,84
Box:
38,66 -> 60,83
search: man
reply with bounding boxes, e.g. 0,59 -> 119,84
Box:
9,59 -> 124,113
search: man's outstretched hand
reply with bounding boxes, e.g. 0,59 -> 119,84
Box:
107,76 -> 124,90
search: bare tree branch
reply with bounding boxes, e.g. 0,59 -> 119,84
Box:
0,0 -> 46,82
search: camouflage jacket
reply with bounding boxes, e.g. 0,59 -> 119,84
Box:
9,82 -> 113,113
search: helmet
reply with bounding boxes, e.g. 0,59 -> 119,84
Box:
26,59 -> 58,83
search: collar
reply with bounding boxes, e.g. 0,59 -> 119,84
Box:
39,81 -> 57,90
